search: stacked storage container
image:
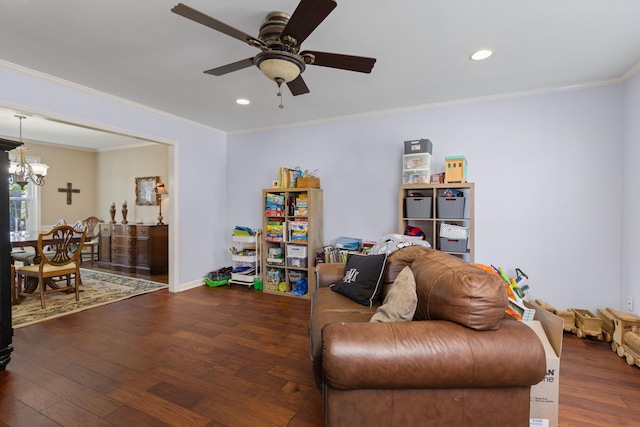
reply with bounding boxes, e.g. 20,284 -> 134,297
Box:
402,139 -> 432,184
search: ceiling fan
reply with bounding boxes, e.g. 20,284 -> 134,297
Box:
171,1 -> 376,105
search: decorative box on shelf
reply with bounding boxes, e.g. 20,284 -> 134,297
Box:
296,177 -> 320,188
444,156 -> 468,183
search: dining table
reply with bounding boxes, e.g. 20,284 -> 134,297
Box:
10,229 -> 61,263
11,229 -> 43,248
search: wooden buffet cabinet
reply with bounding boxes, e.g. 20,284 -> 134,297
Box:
98,223 -> 168,275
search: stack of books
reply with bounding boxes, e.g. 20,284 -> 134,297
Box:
294,194 -> 308,217
277,167 -> 300,188
266,218 -> 284,242
289,219 -> 308,242
265,193 -> 285,216
319,245 -> 360,263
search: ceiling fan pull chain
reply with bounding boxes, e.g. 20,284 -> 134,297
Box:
276,78 -> 285,109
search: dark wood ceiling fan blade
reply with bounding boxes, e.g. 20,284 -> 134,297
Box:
302,50 -> 376,73
281,0 -> 337,45
287,75 -> 310,96
171,3 -> 260,46
204,58 -> 255,76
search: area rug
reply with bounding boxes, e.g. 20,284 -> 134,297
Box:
12,269 -> 168,328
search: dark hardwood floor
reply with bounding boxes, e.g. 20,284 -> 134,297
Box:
1,284 -> 639,426
81,263 -> 168,285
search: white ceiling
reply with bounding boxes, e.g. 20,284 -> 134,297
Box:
1,0 -> 640,150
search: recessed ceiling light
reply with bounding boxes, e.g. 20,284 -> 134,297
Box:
236,98 -> 250,105
470,49 -> 493,61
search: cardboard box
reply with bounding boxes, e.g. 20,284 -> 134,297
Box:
523,301 -> 564,427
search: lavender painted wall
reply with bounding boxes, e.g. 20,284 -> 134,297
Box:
622,72 -> 640,312
227,85 -> 626,312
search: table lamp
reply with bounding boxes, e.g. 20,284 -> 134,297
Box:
156,182 -> 168,225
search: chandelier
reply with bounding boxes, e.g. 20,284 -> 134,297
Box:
8,115 -> 49,189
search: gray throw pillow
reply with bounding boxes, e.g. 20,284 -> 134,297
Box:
370,266 -> 417,322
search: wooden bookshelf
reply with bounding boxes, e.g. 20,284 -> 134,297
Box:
262,188 -> 323,299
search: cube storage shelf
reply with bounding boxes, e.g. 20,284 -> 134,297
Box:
398,183 -> 474,262
262,188 -> 323,299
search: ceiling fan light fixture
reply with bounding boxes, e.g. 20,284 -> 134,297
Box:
470,49 -> 493,61
254,51 -> 305,83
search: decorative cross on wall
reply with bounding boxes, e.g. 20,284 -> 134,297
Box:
58,182 -> 80,205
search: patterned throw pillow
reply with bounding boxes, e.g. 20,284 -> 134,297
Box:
330,253 -> 387,307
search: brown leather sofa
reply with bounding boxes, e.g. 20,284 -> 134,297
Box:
311,246 -> 546,427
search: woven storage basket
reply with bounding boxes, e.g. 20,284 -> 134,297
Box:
296,177 -> 320,188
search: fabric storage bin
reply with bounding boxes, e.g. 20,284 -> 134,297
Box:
437,197 -> 465,218
405,197 -> 432,218
439,237 -> 468,253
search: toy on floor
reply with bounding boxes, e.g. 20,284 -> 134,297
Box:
535,300 -> 602,339
534,300 -> 640,368
204,266 -> 232,287
618,327 -> 640,367
571,309 -> 603,340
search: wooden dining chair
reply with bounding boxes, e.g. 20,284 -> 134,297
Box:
15,225 -> 86,309
11,219 -> 68,266
81,216 -> 102,264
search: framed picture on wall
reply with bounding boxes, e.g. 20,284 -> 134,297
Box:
135,176 -> 160,206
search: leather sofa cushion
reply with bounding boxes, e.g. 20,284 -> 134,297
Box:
316,262 -> 346,288
310,287 -> 379,360
310,287 -> 378,388
383,246 -> 431,289
411,249 -> 507,330
322,318 -> 545,390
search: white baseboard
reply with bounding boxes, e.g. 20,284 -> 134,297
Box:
174,278 -> 204,292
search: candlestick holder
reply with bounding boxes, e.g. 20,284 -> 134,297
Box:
109,203 -> 116,224
121,202 -> 128,225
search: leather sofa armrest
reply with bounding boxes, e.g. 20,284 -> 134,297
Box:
316,263 -> 345,288
322,319 -> 546,390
